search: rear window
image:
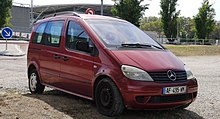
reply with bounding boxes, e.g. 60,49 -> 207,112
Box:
32,22 -> 47,44
42,21 -> 64,47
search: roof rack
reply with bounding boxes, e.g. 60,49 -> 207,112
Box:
42,11 -> 81,19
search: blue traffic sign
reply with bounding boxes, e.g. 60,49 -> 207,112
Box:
1,27 -> 13,39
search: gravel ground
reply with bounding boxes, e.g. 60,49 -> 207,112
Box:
0,47 -> 220,119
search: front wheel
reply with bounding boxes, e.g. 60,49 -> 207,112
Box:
95,78 -> 124,116
28,69 -> 45,94
176,103 -> 191,109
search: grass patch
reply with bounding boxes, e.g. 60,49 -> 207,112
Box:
164,45 -> 220,56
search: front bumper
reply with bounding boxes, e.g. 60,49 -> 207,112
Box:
120,79 -> 198,110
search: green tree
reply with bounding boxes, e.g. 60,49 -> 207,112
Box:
140,17 -> 163,36
210,25 -> 220,39
188,19 -> 197,39
177,17 -> 195,38
160,0 -> 180,42
140,16 -> 159,23
194,0 -> 215,39
0,0 -> 12,29
111,0 -> 148,27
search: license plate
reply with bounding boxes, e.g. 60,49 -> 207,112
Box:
163,86 -> 186,94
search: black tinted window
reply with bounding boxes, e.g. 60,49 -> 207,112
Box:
32,22 -> 47,44
66,21 -> 93,53
43,21 -> 64,47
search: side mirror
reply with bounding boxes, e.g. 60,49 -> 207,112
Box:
89,41 -> 99,57
76,41 -> 89,52
91,45 -> 99,57
75,41 -> 98,56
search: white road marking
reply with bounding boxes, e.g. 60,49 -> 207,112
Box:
15,44 -> 25,54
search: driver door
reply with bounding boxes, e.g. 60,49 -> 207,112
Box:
59,20 -> 95,97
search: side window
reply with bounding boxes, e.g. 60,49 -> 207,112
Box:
43,21 -> 64,47
66,21 -> 93,53
32,22 -> 47,44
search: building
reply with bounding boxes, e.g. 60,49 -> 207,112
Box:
10,3 -> 113,34
10,5 -> 31,33
216,21 -> 220,26
33,4 -> 113,20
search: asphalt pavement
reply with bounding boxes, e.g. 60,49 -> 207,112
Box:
0,41 -> 219,118
0,54 -> 220,118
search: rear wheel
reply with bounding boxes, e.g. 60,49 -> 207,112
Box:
95,78 -> 124,116
28,69 -> 45,94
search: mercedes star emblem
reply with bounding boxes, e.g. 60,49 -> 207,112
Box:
167,70 -> 176,81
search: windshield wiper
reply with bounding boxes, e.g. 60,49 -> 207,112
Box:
121,43 -> 164,50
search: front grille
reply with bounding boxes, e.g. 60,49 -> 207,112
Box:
148,71 -> 187,82
148,94 -> 192,103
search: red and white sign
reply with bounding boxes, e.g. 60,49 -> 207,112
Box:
86,8 -> 95,15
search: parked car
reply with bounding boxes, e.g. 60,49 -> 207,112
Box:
27,12 -> 198,116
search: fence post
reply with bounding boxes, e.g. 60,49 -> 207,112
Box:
19,32 -> 22,40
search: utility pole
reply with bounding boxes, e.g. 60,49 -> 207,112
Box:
101,0 -> 103,15
30,0 -> 34,27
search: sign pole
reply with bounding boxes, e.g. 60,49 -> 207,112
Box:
30,0 -> 34,27
101,0 -> 103,15
6,39 -> 8,50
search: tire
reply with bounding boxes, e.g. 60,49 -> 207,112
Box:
28,69 -> 45,94
176,103 -> 191,109
95,78 -> 124,116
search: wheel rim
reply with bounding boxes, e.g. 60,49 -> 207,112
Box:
30,72 -> 37,91
99,83 -> 113,109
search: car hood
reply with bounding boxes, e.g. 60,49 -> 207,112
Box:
111,50 -> 184,72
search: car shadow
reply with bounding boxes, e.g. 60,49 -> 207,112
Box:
23,90 -> 204,119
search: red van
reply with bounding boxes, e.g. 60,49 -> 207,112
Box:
27,12 -> 198,116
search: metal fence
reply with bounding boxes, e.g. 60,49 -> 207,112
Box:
0,30 -> 30,41
157,38 -> 220,45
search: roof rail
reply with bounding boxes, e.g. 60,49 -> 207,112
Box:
42,11 -> 81,19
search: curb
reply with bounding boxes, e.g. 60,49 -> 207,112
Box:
0,45 -> 26,57
0,53 -> 26,57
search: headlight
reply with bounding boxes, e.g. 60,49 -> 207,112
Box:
184,65 -> 194,80
121,65 -> 153,81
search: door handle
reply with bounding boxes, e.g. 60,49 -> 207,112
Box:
53,54 -> 60,59
62,56 -> 69,61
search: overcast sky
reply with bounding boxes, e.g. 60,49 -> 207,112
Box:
13,0 -> 220,20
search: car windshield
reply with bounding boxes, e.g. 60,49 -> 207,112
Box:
86,20 -> 163,49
